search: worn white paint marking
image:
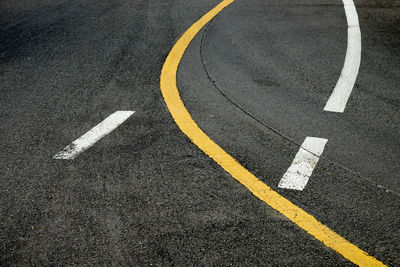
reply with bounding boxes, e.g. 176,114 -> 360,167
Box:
324,0 -> 361,113
54,111 -> 135,160
278,137 -> 328,191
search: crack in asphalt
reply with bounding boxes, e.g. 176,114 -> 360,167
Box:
198,18 -> 400,199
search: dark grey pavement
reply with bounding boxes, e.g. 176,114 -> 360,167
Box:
1,0 -> 399,265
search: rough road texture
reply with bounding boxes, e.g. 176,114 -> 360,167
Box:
1,0 -> 399,265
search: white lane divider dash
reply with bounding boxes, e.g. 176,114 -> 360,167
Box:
278,137 -> 328,191
53,111 -> 135,160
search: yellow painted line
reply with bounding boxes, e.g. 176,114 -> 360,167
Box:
160,1 -> 386,266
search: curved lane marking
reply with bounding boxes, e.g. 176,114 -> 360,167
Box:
324,0 -> 361,112
160,0 -> 384,266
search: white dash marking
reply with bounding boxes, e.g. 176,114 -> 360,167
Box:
54,111 -> 135,160
278,137 -> 328,191
324,0 -> 361,113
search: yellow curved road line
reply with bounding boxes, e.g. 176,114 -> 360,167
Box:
160,0 -> 385,266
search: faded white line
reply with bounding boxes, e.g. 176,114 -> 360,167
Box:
54,111 -> 135,160
324,0 -> 361,113
278,137 -> 328,191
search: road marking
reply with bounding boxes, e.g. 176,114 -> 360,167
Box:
53,111 -> 134,160
160,0 -> 384,265
324,0 -> 361,112
278,137 -> 328,191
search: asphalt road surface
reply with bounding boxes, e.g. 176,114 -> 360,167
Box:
1,0 -> 399,265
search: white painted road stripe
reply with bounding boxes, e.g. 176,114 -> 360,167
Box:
53,111 -> 135,160
278,137 -> 328,191
324,0 -> 361,113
